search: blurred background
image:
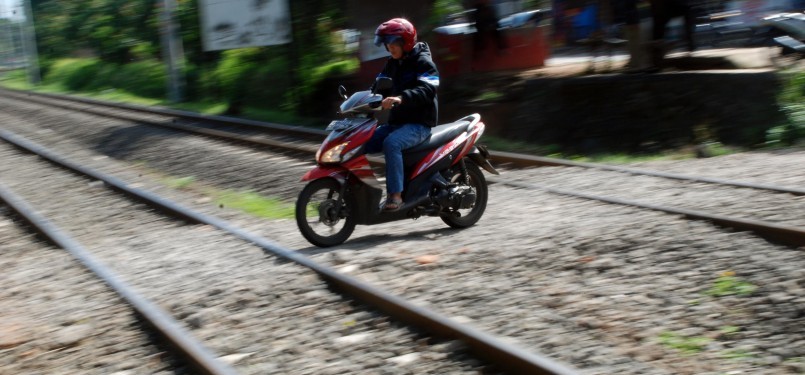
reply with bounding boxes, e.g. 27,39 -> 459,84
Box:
0,0 -> 803,157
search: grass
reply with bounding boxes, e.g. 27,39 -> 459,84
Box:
719,325 -> 741,335
720,349 -> 756,360
215,190 -> 295,220
155,174 -> 295,220
658,331 -> 711,354
164,176 -> 196,190
706,272 -> 757,297
472,90 -> 504,102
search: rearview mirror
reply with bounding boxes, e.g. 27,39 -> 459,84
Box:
338,85 -> 348,99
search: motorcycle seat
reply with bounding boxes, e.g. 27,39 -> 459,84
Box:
406,120 -> 472,153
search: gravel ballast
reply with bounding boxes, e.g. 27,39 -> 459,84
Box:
0,143 -> 487,374
0,208 -> 183,374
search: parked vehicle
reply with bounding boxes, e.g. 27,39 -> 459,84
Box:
295,78 -> 498,247
760,12 -> 805,57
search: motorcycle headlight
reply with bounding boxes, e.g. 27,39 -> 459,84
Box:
320,142 -> 350,163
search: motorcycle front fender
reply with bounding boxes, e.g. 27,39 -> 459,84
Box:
301,165 -> 350,183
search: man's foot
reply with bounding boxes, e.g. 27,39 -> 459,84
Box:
382,197 -> 404,212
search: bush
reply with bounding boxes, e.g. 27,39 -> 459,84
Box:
43,58 -> 166,99
289,58 -> 359,115
211,48 -> 293,112
45,58 -> 104,91
112,60 -> 166,98
767,71 -> 805,146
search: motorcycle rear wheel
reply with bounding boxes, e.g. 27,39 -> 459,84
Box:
440,160 -> 488,228
296,178 -> 356,247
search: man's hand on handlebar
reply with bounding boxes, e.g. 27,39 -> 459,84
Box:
381,96 -> 402,110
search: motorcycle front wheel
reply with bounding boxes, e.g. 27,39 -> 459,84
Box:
296,178 -> 356,247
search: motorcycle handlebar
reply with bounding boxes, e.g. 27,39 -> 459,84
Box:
368,100 -> 397,110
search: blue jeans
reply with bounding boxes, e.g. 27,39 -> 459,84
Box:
365,123 -> 431,195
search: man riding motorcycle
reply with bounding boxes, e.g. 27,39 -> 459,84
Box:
365,18 -> 440,212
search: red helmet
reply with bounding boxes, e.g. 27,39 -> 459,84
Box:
374,18 -> 417,52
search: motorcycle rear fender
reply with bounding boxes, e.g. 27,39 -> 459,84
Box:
467,145 -> 500,175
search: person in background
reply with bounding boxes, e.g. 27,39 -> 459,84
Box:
367,18 -> 440,212
472,0 -> 507,57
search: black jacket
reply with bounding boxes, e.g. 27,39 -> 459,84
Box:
376,42 -> 440,127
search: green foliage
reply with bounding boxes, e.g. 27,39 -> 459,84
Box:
215,191 -> 295,220
152,172 -> 293,219
719,325 -> 740,335
720,349 -> 755,360
474,90 -> 505,102
45,58 -> 105,91
32,0 -> 158,63
293,58 -> 358,106
706,274 -> 757,297
429,0 -> 466,29
113,60 -> 167,98
42,58 -> 166,99
658,331 -> 711,354
767,71 -> 805,146
209,47 -> 293,109
164,176 -> 196,190
0,69 -> 30,89
27,0 -> 366,116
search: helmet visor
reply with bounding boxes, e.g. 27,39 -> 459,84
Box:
373,34 -> 403,47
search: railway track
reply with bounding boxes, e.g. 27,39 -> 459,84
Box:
1,88 -> 804,374
0,204 -> 204,375
0,130 -> 576,374
3,87 -> 804,247
0,183 -> 238,375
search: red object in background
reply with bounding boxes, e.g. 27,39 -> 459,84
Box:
358,26 -> 550,84
357,58 -> 387,87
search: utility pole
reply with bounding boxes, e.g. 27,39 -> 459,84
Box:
160,0 -> 185,103
0,2 -> 12,68
20,0 -> 40,84
0,2 -> 5,67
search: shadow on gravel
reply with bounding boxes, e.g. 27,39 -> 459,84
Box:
92,121 -> 189,160
295,226 -> 464,256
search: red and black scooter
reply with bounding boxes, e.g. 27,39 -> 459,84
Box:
295,78 -> 499,247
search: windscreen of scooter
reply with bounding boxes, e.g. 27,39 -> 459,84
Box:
339,90 -> 382,114
326,118 -> 370,132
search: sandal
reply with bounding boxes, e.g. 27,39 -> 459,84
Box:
382,198 -> 404,212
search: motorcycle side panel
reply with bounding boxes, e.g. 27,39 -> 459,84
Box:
454,122 -> 485,162
408,121 -> 485,180
409,133 -> 470,179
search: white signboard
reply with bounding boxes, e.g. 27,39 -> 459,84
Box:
199,0 -> 292,51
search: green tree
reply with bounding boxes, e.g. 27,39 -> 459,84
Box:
31,0 -> 158,63
28,0 -> 370,117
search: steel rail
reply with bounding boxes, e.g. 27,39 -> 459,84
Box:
0,128 -> 579,375
496,177 -> 805,248
0,182 -> 240,375
0,88 -> 327,140
0,89 -> 320,155
489,151 -> 805,196
4,87 -> 803,197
